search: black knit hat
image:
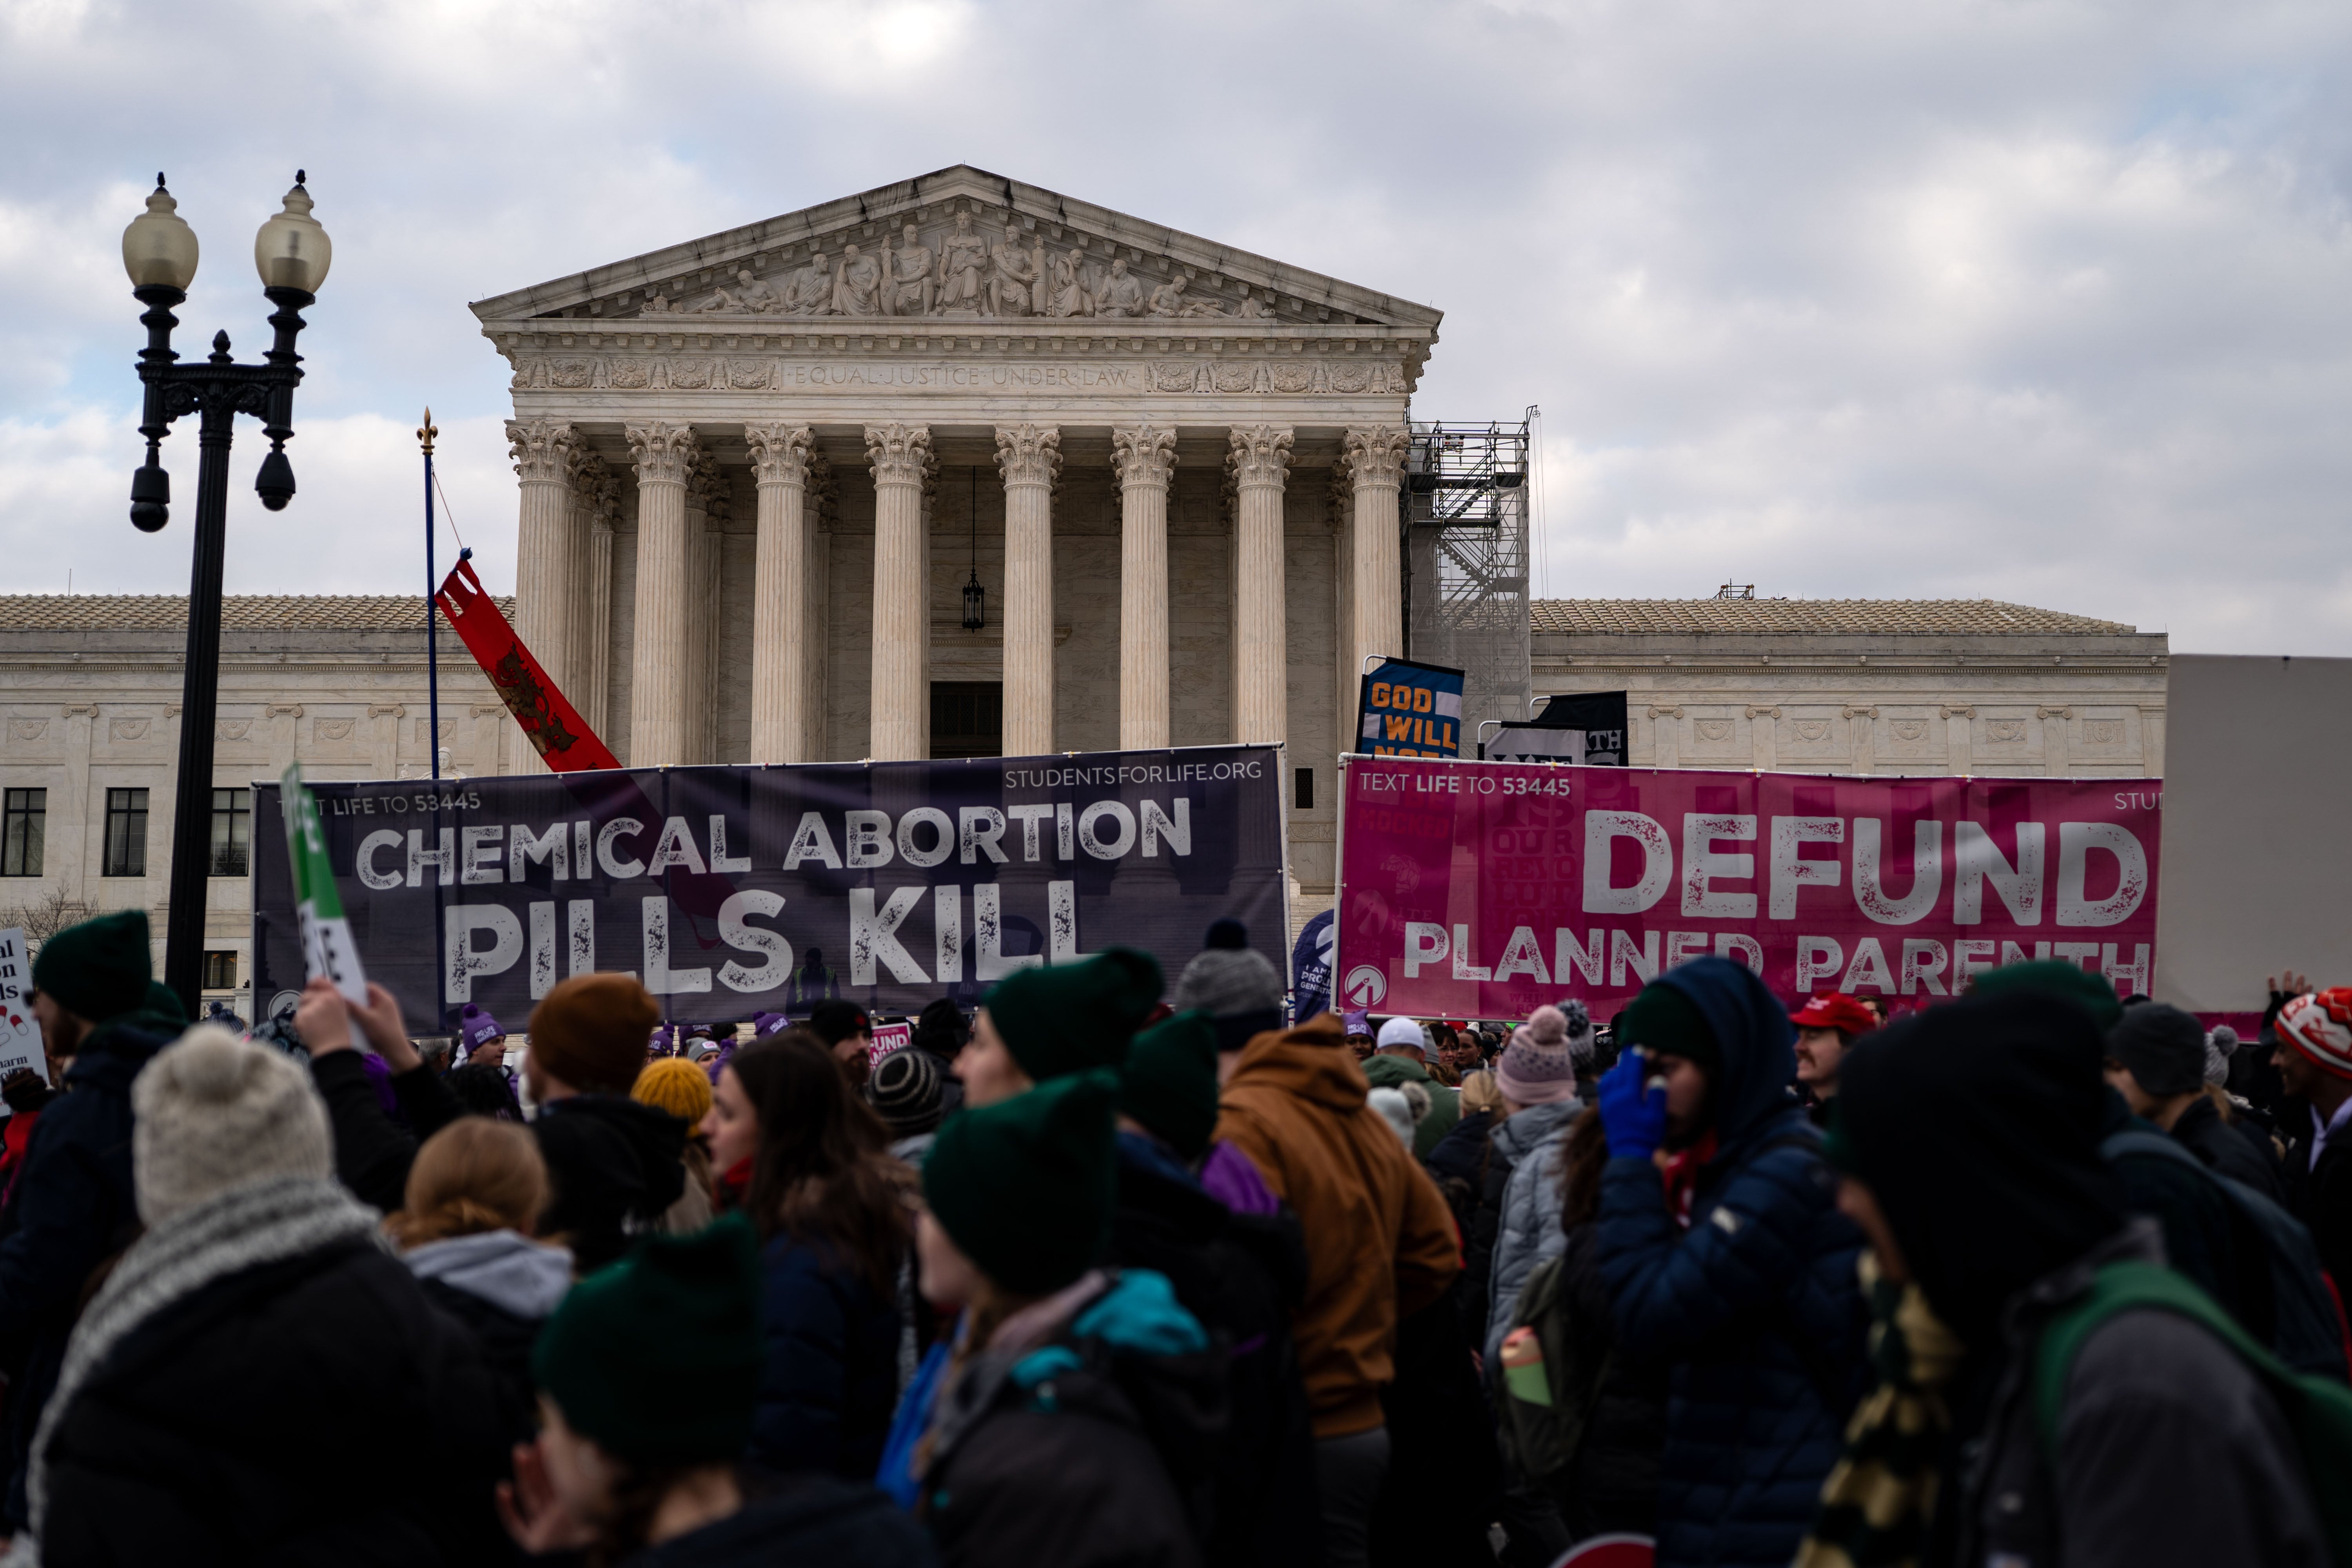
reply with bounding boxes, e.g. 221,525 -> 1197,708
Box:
1119,1010 -> 1220,1161
808,999 -> 871,1047
531,1215 -> 762,1464
867,1047 -> 944,1136
923,1069 -> 1119,1294
2106,1003 -> 2208,1099
983,946 -> 1162,1082
30,909 -> 151,1025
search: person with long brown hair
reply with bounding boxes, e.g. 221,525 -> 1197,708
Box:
699,1030 -> 909,1482
387,1118 -> 573,1443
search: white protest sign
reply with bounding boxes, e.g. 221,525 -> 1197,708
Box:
0,928 -> 46,1095
281,762 -> 369,1007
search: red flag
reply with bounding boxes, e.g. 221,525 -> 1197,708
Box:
434,558 -> 620,773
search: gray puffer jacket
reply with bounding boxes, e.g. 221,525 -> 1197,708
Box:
1483,1098 -> 1583,1362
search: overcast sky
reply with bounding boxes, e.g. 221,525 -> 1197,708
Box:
3,0 -> 2347,654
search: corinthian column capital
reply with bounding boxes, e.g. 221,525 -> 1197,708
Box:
1110,425 -> 1178,489
1227,424 -> 1294,489
744,423 -> 816,486
507,419 -> 579,484
1340,425 -> 1410,486
688,452 -> 731,522
993,424 -> 1063,489
624,421 -> 701,486
863,423 -> 935,487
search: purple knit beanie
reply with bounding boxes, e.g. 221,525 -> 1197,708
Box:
1495,1004 -> 1581,1105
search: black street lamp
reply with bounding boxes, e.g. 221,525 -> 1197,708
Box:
122,173 -> 331,1017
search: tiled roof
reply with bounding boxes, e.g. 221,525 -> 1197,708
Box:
0,595 -> 512,631
1530,599 -> 2140,636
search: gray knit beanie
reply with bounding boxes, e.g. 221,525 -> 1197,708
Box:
1497,1005 -> 1582,1106
133,1025 -> 334,1226
1173,944 -> 1285,1053
2205,1025 -> 2239,1088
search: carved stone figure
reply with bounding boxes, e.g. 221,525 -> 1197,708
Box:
1232,285 -> 1273,319
641,292 -> 673,315
1047,248 -> 1091,318
882,223 -> 934,317
783,252 -> 835,316
734,268 -> 780,313
1147,275 -> 1190,316
688,276 -> 743,314
1094,258 -> 1145,318
935,213 -> 987,314
833,243 -> 883,316
987,222 -> 1039,318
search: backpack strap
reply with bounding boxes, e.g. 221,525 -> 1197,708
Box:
2032,1259 -> 2269,1454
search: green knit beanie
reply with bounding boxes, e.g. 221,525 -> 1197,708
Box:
532,1215 -> 762,1464
1620,981 -> 1720,1072
1119,1010 -> 1220,1161
31,910 -> 151,1025
143,980 -> 188,1027
924,1069 -> 1118,1295
983,946 -> 1163,1083
1969,960 -> 2122,1031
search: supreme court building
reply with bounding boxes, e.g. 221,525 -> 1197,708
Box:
478,165 -> 1435,907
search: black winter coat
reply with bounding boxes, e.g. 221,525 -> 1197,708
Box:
1108,1136 -> 1320,1566
2171,1094 -> 2285,1203
313,1055 -> 686,1272
2279,1098 -> 2352,1295
40,1238 -> 511,1566
1368,1277 -> 1500,1568
0,1009 -> 175,1530
417,1276 -> 543,1447
1547,1222 -> 1666,1541
621,1478 -> 936,1567
748,1234 -> 900,1481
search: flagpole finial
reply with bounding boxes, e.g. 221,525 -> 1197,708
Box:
417,408 -> 437,454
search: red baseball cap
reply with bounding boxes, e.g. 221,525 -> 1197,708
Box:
1790,993 -> 1878,1036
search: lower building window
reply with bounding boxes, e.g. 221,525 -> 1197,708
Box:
201,950 -> 239,991
103,788 -> 148,878
0,789 -> 42,877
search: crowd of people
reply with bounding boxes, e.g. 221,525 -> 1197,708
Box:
3,902 -> 2349,1567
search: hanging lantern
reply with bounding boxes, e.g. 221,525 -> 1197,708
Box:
962,569 -> 985,632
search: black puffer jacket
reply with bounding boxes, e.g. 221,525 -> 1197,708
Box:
922,1271 -> 1225,1568
0,1008 -> 176,1529
622,1477 -> 936,1566
1108,1135 -> 1319,1566
1549,1222 -> 1666,1540
39,1238 -> 510,1566
2170,1094 -> 2285,1203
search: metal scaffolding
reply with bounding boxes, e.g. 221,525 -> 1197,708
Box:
1403,418 -> 1532,739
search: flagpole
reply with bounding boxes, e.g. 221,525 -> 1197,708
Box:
419,409 -> 440,782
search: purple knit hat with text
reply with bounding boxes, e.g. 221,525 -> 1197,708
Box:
459,1004 -> 504,1051
1495,1004 -> 1582,1105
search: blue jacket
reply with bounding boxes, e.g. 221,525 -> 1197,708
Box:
1594,958 -> 1864,1568
750,1232 -> 902,1483
0,1009 -> 174,1529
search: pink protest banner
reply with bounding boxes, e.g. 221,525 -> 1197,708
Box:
1335,757 -> 2160,1020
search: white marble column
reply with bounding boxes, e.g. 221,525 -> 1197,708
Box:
508,419 -> 577,773
865,424 -> 934,761
1228,425 -> 1294,746
995,425 -> 1062,758
685,455 -> 728,764
624,422 -> 700,768
564,452 -> 611,726
1329,465 -> 1357,757
746,424 -> 815,764
1111,425 -> 1177,750
1342,426 -> 1409,687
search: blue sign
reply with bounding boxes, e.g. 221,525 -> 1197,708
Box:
1357,658 -> 1466,759
1290,908 -> 1335,1023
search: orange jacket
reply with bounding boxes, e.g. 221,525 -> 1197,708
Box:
1214,1014 -> 1462,1438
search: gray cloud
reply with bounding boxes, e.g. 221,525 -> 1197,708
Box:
2,0 -> 2346,652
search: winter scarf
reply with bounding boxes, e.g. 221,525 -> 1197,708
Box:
1794,1250 -> 1964,1568
6,1175 -> 381,1565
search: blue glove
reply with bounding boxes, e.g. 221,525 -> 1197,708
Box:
1595,1047 -> 1668,1161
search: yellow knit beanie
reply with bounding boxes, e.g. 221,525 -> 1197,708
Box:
632,1056 -> 713,1126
